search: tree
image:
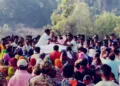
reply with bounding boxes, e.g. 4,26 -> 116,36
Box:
51,0 -> 92,35
94,12 -> 118,37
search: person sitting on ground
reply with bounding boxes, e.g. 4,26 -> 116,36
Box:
8,59 -> 32,86
83,75 -> 94,86
50,45 -> 61,64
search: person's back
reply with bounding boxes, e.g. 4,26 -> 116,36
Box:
50,45 -> 61,63
8,70 -> 31,86
8,59 -> 31,86
95,81 -> 118,86
106,60 -> 119,81
95,64 -> 119,86
36,29 -> 50,46
50,51 -> 61,62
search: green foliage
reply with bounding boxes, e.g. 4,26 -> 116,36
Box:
94,12 -> 118,36
51,0 -> 92,35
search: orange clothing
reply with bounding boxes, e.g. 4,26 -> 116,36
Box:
50,51 -> 61,63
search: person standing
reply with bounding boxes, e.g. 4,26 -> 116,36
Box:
36,29 -> 51,46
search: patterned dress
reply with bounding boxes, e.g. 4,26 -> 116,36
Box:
29,73 -> 56,86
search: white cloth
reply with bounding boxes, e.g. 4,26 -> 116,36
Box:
95,81 -> 119,86
31,53 -> 40,60
67,52 -> 73,59
39,44 -> 67,54
88,49 -> 96,58
11,42 -> 18,47
23,44 -> 32,52
67,39 -> 78,52
36,33 -> 50,46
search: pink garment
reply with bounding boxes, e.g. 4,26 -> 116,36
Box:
8,70 -> 32,86
3,53 -> 10,63
78,52 -> 87,59
58,39 -> 65,45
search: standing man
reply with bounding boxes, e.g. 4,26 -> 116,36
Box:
64,33 -> 78,52
36,29 -> 51,46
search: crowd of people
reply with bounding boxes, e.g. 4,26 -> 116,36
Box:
0,29 -> 120,86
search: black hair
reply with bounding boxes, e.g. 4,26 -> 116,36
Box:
19,65 -> 28,70
74,71 -> 82,81
67,47 -> 72,51
114,48 -> 120,55
17,49 -> 23,56
109,53 -> 115,61
78,47 -> 84,52
53,45 -> 59,51
28,49 -> 34,56
45,29 -> 50,33
83,75 -> 91,80
34,47 -> 40,53
63,64 -> 74,78
80,58 -> 88,67
101,64 -> 111,78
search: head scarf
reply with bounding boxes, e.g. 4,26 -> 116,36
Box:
9,58 -> 17,68
19,56 -> 24,60
3,53 -> 10,63
30,58 -> 36,66
55,59 -> 62,68
6,67 -> 15,81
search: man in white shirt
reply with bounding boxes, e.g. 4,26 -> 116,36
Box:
36,29 -> 51,46
65,33 -> 78,52
95,64 -> 119,86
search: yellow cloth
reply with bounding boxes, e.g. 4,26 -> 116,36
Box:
0,44 -> 5,59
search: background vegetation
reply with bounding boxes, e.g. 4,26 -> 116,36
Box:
0,0 -> 120,37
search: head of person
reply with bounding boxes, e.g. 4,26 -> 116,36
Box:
67,46 -> 72,52
17,59 -> 28,70
93,35 -> 99,43
112,41 -> 118,50
34,47 -> 40,54
74,71 -> 82,81
85,39 -> 90,47
55,59 -> 63,69
108,53 -> 115,61
114,48 -> 120,56
45,29 -> 51,36
34,65 -> 41,75
104,35 -> 109,40
18,41 -> 24,47
48,66 -> 56,78
53,45 -> 59,51
103,40 -> 109,47
53,36 -> 57,42
83,75 -> 92,85
9,58 -> 17,67
16,49 -> 23,56
110,34 -> 116,41
79,58 -> 88,69
100,64 -> 111,80
30,58 -> 36,66
28,49 -> 34,57
63,64 -> 74,78
40,60 -> 52,74
67,33 -> 73,41
40,53 -> 46,60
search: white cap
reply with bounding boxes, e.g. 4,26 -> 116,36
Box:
17,59 -> 28,67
